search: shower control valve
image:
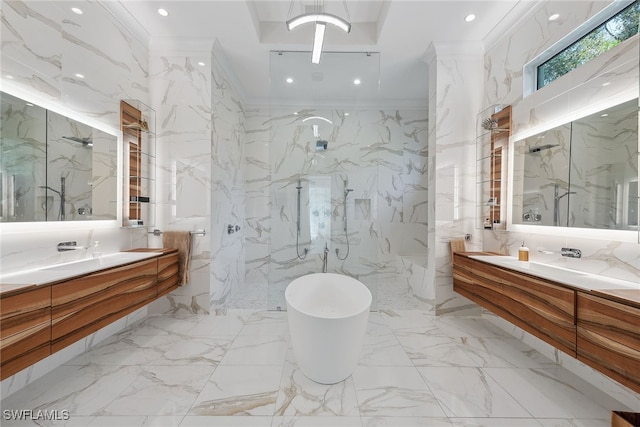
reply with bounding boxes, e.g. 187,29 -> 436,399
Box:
227,224 -> 241,234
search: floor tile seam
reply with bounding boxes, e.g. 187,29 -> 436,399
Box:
476,366 -> 540,419
411,363 -> 452,419
79,369 -> 143,418
267,363 -> 288,418
181,363 -> 243,418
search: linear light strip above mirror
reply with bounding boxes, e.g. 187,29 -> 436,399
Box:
507,99 -> 639,243
1,83 -> 120,138
0,84 -> 123,225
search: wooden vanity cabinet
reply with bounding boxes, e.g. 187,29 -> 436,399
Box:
577,293 -> 640,394
51,258 -> 158,352
157,252 -> 179,297
0,286 -> 52,380
453,253 -> 577,356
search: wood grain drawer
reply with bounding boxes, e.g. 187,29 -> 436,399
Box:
452,255 -> 576,357
51,259 -> 157,352
157,253 -> 179,297
453,254 -> 502,314
0,286 -> 51,380
577,292 -> 640,394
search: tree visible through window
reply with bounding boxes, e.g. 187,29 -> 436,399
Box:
537,1 -> 639,90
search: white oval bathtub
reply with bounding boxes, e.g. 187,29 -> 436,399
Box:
285,273 -> 372,384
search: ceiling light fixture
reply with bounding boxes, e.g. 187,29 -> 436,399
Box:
464,14 -> 476,22
75,73 -> 85,79
311,23 -> 326,64
548,13 -> 560,21
286,77 -> 294,83
71,7 -> 83,15
286,13 -> 351,33
302,116 -> 333,125
286,7 -> 351,64
198,61 -> 205,67
158,8 -> 169,17
353,78 -> 361,85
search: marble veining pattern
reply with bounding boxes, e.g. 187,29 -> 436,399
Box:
1,309 -> 627,426
483,0 -> 640,285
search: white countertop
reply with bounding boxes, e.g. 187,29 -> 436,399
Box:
0,251 -> 162,293
469,255 -> 639,292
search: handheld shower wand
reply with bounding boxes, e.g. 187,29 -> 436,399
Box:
295,180 -> 309,259
336,181 -> 353,261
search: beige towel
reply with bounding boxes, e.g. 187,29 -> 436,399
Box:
162,231 -> 192,286
449,238 -> 466,262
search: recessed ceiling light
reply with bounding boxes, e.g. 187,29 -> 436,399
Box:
548,14 -> 560,21
286,77 -> 293,84
197,61 -> 205,67
293,112 -> 298,115
344,112 -> 350,116
464,14 -> 476,22
75,73 -> 85,79
157,8 -> 169,17
71,7 -> 83,15
602,81 -> 611,87
601,113 -> 609,117
353,78 -> 361,85
5,75 -> 14,79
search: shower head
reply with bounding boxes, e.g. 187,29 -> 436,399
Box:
481,118 -> 509,132
481,118 -> 498,131
316,140 -> 328,151
62,136 -> 93,147
528,144 -> 559,154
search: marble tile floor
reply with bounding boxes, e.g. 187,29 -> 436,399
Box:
1,309 -> 628,427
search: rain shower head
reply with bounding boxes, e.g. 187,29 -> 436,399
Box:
316,140 -> 328,151
528,144 -> 559,154
62,136 -> 93,147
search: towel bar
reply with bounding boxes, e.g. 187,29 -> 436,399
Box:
149,229 -> 206,237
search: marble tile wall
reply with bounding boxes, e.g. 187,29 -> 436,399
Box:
483,0 -> 640,282
426,41 -> 485,316
208,47 -> 247,310
481,0 -> 640,405
0,0 -> 149,392
144,42 -> 247,315
240,107 -> 429,310
0,0 -> 149,274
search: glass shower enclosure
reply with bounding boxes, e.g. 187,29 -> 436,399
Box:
267,51 -> 382,311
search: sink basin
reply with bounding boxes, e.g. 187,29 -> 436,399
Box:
1,251 -> 162,289
468,255 -> 637,292
43,258 -> 104,271
491,257 -> 588,276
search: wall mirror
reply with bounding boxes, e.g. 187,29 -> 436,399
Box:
0,91 -> 118,222
512,98 -> 639,231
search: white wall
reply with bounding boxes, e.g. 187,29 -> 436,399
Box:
0,0 -> 149,274
239,107 -> 429,310
426,41 -> 484,316
483,0 -> 640,282
0,0 -> 150,397
146,42 -> 215,314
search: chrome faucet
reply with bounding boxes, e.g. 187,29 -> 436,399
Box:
561,247 -> 582,258
553,183 -> 576,226
57,241 -> 88,252
322,243 -> 329,273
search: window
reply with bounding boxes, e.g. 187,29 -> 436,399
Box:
526,1 -> 639,94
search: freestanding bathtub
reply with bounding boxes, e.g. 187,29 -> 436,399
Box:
285,273 -> 372,384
